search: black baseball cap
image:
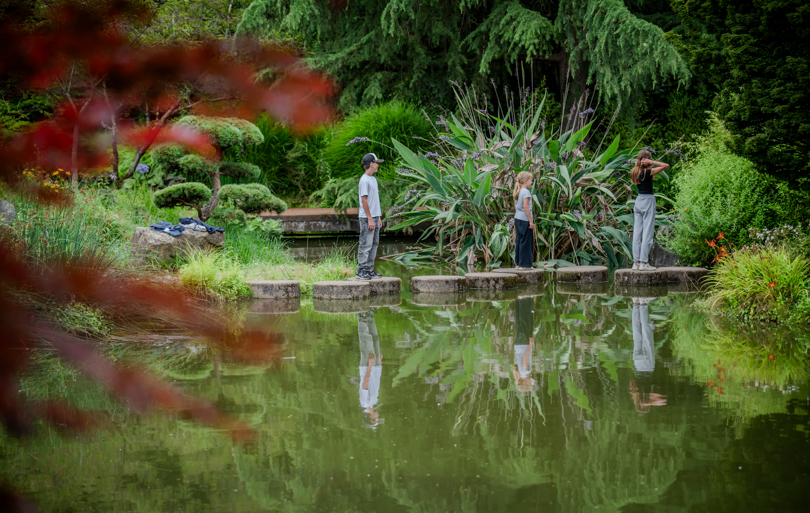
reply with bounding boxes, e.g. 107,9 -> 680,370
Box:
361,153 -> 384,166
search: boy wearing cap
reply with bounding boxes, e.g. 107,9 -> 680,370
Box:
356,153 -> 384,280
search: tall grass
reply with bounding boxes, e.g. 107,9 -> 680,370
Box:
243,246 -> 354,297
703,246 -> 810,323
178,248 -> 252,302
225,227 -> 293,266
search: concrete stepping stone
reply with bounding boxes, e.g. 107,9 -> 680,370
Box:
614,268 -> 669,287
466,289 -> 519,303
556,282 -> 610,296
492,268 -> 545,284
614,284 -> 670,299
657,266 -> 709,284
465,272 -> 518,290
412,275 -> 465,293
556,265 -> 608,283
368,277 -> 401,295
313,281 -> 370,299
411,292 -> 466,307
249,298 -> 300,314
246,280 -> 300,299
313,298 -> 371,314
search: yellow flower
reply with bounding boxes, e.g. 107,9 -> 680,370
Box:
52,171 -> 59,176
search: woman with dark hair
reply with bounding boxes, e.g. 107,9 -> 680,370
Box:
630,150 -> 669,270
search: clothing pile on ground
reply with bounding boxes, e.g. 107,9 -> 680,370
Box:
149,218 -> 225,237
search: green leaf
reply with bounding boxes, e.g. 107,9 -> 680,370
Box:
563,121 -> 594,152
599,135 -> 621,165
472,172 -> 492,207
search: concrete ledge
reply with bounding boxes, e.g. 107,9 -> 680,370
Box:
657,266 -> 709,284
248,298 -> 300,314
556,282 -> 610,296
313,298 -> 371,314
614,284 -> 670,298
614,269 -> 669,287
246,280 -> 300,299
492,268 -> 545,284
465,272 -> 518,290
466,289 -> 519,302
369,293 -> 402,308
556,265 -> 609,283
517,284 -> 546,298
412,275 -> 466,293
411,292 -> 466,307
313,281 -> 370,299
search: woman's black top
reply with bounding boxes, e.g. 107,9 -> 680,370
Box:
637,168 -> 654,195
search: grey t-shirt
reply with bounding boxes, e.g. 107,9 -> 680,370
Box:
358,174 -> 381,218
515,188 -> 533,221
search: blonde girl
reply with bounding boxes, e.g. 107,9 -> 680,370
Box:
631,150 -> 669,270
513,171 -> 535,269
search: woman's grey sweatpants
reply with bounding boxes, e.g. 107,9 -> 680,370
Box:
633,195 -> 656,263
357,216 -> 381,273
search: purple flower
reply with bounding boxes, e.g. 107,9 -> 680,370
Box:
642,146 -> 657,154
544,161 -> 556,170
136,163 -> 150,174
471,150 -> 482,159
395,168 -> 411,175
560,151 -> 570,160
435,116 -> 448,129
508,218 -> 515,228
579,108 -> 595,117
439,135 -> 453,142
346,137 -> 370,146
488,126 -> 496,134
572,209 -> 583,221
577,141 -> 586,149
667,148 -> 686,159
424,152 -> 440,161
451,158 -> 464,168
540,119 -> 546,131
404,189 -> 419,202
476,109 -> 488,115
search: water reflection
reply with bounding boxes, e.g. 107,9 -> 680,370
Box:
358,309 -> 384,427
630,297 -> 667,412
512,297 -> 536,393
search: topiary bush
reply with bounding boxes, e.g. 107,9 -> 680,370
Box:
662,115 -> 810,266
323,101 -> 433,180
153,182 -> 213,217
208,183 -> 287,237
151,116 -> 265,220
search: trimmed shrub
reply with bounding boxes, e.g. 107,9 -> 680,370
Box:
217,183 -> 287,215
154,182 -> 212,212
323,101 -> 433,180
663,115 -> 810,266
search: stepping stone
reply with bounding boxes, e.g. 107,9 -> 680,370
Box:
556,265 -> 608,283
556,282 -> 610,296
313,298 -> 371,314
465,272 -> 518,290
614,284 -> 670,299
492,268 -> 545,284
412,275 -> 466,293
466,289 -> 519,302
246,280 -> 300,299
313,281 -> 370,299
249,298 -> 301,314
411,292 -> 466,307
368,277 -> 401,295
614,269 -> 669,286
657,266 -> 709,284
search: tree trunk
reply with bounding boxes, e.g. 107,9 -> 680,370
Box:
200,171 -> 222,221
71,123 -> 80,188
117,99 -> 181,189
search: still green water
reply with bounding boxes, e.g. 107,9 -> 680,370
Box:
2,266 -> 810,512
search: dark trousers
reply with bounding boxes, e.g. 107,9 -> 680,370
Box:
515,219 -> 534,268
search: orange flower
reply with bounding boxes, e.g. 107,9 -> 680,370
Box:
717,233 -> 725,239
717,387 -> 723,394
768,354 -> 775,360
769,281 -> 776,288
707,240 -> 716,248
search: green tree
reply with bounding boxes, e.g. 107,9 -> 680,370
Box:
673,0 -> 810,182
235,0 -> 690,113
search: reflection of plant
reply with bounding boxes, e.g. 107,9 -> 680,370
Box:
390,84 -> 649,268
703,246 -> 809,323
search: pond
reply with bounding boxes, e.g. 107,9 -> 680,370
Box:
2,253 -> 809,512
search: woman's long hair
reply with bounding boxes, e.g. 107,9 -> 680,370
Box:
630,150 -> 652,185
513,171 -> 533,200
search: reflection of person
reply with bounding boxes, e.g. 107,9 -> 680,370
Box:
358,309 -> 383,427
512,297 -> 535,393
630,298 -> 667,412
630,149 -> 669,271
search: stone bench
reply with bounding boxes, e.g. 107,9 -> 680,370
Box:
613,269 -> 669,287
411,292 -> 466,307
465,272 -> 518,290
246,280 -> 300,299
492,268 -> 545,284
313,281 -> 370,300
249,298 -> 300,314
556,265 -> 609,283
412,275 -> 466,293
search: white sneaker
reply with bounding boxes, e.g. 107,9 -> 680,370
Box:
638,263 -> 657,271
631,262 -> 640,270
